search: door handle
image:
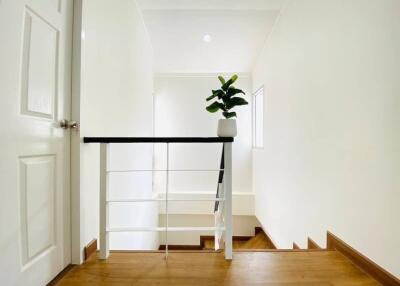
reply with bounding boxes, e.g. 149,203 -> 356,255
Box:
60,119 -> 79,130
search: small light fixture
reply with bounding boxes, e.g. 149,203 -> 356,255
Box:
203,34 -> 212,43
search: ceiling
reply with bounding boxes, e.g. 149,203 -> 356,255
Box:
137,0 -> 287,73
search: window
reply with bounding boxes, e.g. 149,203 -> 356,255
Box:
252,87 -> 264,148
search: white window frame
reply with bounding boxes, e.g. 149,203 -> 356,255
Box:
252,86 -> 264,149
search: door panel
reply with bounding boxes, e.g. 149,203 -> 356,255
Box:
21,8 -> 59,119
19,155 -> 56,265
0,0 -> 73,285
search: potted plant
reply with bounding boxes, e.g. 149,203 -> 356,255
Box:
206,74 -> 248,137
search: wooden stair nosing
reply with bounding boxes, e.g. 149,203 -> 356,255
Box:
307,237 -> 322,250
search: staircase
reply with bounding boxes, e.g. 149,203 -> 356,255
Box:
77,137 -> 398,286
159,227 -> 276,251
201,227 -> 275,250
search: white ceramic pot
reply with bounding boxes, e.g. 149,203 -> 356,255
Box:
217,119 -> 237,137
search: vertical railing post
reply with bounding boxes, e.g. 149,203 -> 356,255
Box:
224,142 -> 233,260
165,143 -> 169,260
214,183 -> 221,250
99,143 -> 109,259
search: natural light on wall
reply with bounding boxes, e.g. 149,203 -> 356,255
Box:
252,87 -> 264,149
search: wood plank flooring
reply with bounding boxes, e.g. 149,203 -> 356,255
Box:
55,251 -> 380,286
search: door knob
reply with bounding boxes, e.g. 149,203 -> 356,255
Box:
60,119 -> 79,130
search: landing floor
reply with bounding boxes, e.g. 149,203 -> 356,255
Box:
55,251 -> 379,285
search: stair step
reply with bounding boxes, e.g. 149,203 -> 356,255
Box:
201,227 -> 275,250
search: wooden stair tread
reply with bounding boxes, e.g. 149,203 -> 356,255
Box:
202,228 -> 275,250
242,232 -> 275,249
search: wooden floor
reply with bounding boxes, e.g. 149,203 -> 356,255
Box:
56,251 -> 380,286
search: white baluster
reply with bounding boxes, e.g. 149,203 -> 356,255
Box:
215,182 -> 224,251
165,143 -> 169,260
99,143 -> 109,259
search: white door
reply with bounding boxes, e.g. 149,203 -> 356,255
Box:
0,0 -> 73,285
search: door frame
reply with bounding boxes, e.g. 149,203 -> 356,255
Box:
70,0 -> 83,265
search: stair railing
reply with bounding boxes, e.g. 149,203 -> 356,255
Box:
84,137 -> 234,260
214,145 -> 225,251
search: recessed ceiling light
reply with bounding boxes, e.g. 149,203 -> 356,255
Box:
203,34 -> 212,43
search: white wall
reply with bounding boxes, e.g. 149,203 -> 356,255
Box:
153,74 -> 253,212
253,0 -> 400,277
80,0 -> 157,251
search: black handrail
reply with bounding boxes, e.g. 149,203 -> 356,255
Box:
83,137 -> 233,143
214,145 -> 225,212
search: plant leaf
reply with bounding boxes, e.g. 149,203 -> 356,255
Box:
223,111 -> 237,119
206,94 -> 217,101
206,101 -> 225,113
230,74 -> 238,83
226,97 -> 248,109
226,87 -> 245,98
218,76 -> 226,85
207,90 -> 224,101
221,74 -> 239,91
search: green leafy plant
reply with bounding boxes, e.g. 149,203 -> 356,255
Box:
206,74 -> 248,119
